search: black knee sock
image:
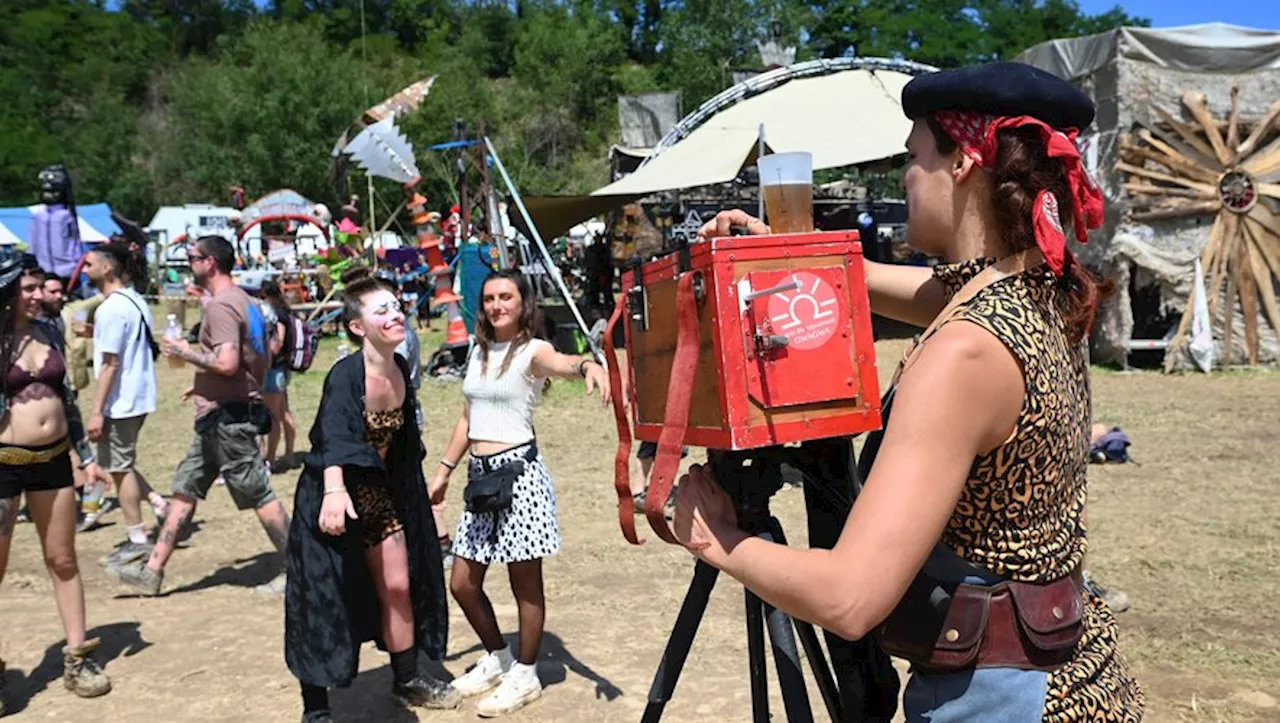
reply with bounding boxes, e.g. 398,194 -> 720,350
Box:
300,683 -> 329,713
390,648 -> 417,686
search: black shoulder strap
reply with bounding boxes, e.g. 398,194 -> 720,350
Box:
108,290 -> 159,355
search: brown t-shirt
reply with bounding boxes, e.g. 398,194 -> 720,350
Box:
192,286 -> 267,419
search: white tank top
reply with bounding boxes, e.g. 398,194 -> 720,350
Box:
462,338 -> 551,444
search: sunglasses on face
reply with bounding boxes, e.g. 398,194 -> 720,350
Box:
188,253 -> 208,261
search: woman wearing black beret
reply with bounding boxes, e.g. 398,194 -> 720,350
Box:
687,63 -> 1143,721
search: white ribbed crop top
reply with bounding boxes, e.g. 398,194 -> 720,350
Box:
462,338 -> 551,444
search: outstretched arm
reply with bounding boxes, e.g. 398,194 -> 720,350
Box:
530,342 -> 611,404
698,208 -> 948,327
673,320 -> 1024,639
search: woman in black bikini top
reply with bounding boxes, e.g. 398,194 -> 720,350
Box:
0,256 -> 114,714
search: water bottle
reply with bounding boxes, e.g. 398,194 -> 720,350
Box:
166,314 -> 185,368
337,330 -> 351,360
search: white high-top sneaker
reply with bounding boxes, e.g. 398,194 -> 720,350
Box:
476,661 -> 542,717
451,647 -> 514,697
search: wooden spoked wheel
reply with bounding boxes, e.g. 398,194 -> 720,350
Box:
1118,89 -> 1280,368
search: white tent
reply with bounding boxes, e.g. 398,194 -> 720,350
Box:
524,57 -> 936,238
596,60 -> 931,198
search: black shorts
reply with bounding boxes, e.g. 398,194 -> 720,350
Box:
0,443 -> 75,499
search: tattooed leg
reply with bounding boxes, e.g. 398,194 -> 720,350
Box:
254,499 -> 290,557
0,496 -> 17,538
147,495 -> 196,572
0,495 -> 20,587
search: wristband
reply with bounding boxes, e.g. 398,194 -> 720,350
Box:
323,487 -> 347,496
577,359 -> 591,377
441,458 -> 457,470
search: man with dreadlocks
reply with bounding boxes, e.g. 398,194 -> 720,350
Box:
0,255 -> 114,713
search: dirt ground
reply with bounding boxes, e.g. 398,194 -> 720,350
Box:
2,331 -> 1278,722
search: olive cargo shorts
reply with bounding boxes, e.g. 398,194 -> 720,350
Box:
171,420 -> 276,510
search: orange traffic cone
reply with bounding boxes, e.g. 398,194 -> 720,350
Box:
442,298 -> 468,347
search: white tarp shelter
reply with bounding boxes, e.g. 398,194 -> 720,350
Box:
1016,23 -> 1280,368
524,57 -> 937,239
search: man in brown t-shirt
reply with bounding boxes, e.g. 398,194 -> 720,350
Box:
109,236 -> 289,596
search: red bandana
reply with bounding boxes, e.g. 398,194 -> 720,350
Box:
934,111 -> 1104,276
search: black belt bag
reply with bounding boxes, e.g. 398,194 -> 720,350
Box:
195,400 -> 273,436
464,443 -> 537,515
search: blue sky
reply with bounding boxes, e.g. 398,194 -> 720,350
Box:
1076,0 -> 1278,30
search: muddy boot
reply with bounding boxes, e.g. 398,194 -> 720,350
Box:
394,674 -> 461,710
63,639 -> 111,698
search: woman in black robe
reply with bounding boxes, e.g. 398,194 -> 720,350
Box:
284,277 -> 457,723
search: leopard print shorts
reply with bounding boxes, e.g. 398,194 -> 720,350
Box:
351,484 -> 404,549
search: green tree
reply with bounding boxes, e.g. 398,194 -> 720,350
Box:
0,0 -> 166,215
807,0 -> 1147,66
146,20 -> 369,207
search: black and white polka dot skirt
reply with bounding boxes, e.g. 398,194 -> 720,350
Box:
453,442 -> 560,565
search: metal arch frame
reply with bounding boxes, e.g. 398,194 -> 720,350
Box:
640,56 -> 940,164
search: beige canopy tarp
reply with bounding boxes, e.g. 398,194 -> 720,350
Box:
524,63 -> 926,239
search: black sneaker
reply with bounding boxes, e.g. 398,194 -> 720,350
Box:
107,560 -> 163,596
393,674 -> 461,710
100,541 -> 153,568
300,711 -> 333,723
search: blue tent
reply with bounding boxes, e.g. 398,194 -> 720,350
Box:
0,203 -> 122,246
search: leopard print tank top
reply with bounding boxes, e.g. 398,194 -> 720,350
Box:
932,258 -> 1144,721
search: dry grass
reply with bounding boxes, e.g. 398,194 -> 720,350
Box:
0,323 -> 1277,721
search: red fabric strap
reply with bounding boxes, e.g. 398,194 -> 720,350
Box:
933,111 -> 1104,276
644,272 -> 702,545
602,293 -> 641,545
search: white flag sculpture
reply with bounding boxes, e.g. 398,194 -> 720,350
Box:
342,116 -> 420,185
1188,257 -> 1215,373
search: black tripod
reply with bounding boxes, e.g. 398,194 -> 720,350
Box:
640,448 -> 845,723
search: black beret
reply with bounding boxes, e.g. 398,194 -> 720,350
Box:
902,62 -> 1095,131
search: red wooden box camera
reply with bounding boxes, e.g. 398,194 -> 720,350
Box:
603,230 -> 883,544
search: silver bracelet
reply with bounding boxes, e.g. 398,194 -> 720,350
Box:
323,488 -> 348,496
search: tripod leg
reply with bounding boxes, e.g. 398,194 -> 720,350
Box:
762,599 -> 815,722
766,517 -> 844,722
745,590 -> 770,723
641,559 -> 720,723
792,619 -> 843,721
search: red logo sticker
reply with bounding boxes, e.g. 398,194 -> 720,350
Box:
766,271 -> 842,351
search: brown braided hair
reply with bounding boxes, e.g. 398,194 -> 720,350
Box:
927,116 -> 1110,344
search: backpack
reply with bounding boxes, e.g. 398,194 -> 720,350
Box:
243,300 -> 270,360
281,313 -> 319,373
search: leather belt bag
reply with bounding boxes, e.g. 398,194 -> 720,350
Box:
877,569 -> 1085,673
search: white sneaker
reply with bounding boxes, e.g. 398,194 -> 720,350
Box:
476,662 -> 542,718
451,647 -> 513,697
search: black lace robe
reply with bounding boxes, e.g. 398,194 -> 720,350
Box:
284,353 -> 448,688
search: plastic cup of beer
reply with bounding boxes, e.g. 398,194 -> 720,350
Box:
758,151 -> 814,234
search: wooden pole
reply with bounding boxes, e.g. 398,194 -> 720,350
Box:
1236,101 -> 1280,159
1243,222 -> 1280,345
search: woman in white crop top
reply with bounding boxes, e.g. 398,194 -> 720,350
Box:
429,270 -> 609,717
